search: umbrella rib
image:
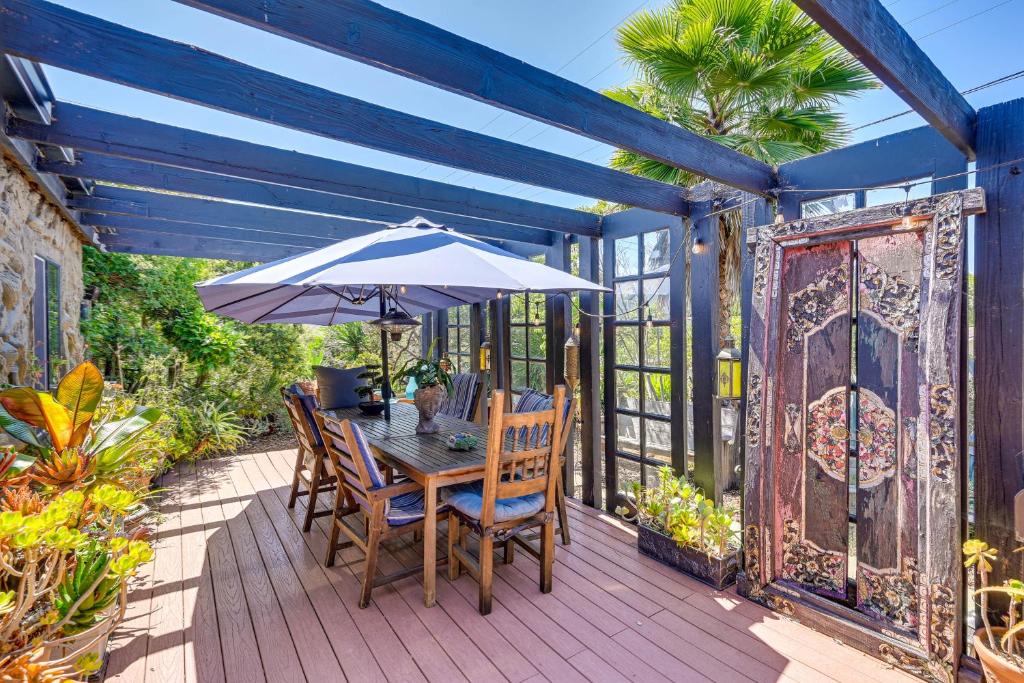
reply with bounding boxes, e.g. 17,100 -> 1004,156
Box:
205,282 -> 292,314
420,285 -> 478,307
251,286 -> 315,324
327,284 -> 345,327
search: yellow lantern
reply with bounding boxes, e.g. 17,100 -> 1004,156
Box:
716,336 -> 742,400
479,341 -> 491,372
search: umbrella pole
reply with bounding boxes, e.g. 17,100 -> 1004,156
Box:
379,287 -> 392,422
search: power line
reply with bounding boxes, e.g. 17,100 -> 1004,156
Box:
903,0 -> 965,25
915,0 -> 1016,40
850,67 -> 1024,132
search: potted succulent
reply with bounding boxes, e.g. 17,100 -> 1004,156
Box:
354,365 -> 387,416
965,539 -> 1024,682
393,342 -> 453,434
616,466 -> 740,589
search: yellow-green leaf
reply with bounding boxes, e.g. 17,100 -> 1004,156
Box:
55,362 -> 104,446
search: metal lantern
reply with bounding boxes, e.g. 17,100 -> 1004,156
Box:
716,336 -> 742,400
479,340 -> 491,371
371,307 -> 421,341
564,332 -> 580,391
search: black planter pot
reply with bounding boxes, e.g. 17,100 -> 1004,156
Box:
637,524 -> 738,590
358,401 -> 387,416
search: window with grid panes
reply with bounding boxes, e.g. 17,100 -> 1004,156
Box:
509,290 -> 546,397
446,305 -> 473,373
612,229 -> 672,488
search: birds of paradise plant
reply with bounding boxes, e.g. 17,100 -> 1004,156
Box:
0,362 -> 159,680
617,465 -> 739,559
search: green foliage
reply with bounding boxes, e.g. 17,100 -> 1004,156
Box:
617,466 -> 739,559
605,0 -> 879,184
393,340 -> 454,393
55,541 -> 119,635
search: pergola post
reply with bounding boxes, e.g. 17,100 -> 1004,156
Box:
601,235 -> 618,511
690,199 -> 721,500
545,236 -> 573,495
668,218 -> 689,480
578,236 -> 602,509
489,296 -> 513,411
469,302 -> 485,425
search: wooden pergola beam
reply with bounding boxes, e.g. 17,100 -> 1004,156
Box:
40,154 -> 553,245
86,217 -> 333,249
100,232 -> 308,262
12,103 -> 597,237
1,0 -> 687,214
792,0 -> 976,159
175,0 -> 775,195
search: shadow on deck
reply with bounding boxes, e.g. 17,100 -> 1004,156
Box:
102,449 -> 917,683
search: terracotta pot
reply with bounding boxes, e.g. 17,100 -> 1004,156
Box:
975,628 -> 1024,683
414,384 -> 447,434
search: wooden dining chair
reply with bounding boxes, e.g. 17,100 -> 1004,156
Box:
513,388 -> 576,545
313,413 -> 448,608
446,386 -> 565,615
281,386 -> 337,532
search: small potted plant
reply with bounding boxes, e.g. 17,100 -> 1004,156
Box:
354,365 -> 387,416
965,539 -> 1024,682
393,341 -> 453,434
616,466 -> 740,589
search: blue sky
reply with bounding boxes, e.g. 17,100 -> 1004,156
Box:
43,0 -> 1024,210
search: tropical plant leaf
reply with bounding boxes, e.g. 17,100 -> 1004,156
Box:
0,402 -> 43,447
55,362 -> 105,446
0,388 -> 74,451
89,406 -> 162,455
1,451 -> 37,479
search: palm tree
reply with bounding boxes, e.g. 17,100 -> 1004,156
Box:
605,0 -> 878,339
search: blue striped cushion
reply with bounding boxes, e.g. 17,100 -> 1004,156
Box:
286,384 -> 324,447
349,422 -> 386,488
439,373 -> 479,421
509,389 -> 558,447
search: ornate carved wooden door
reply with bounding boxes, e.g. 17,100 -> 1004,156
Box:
740,190 -> 984,681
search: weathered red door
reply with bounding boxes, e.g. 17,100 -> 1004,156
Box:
740,190 -> 982,681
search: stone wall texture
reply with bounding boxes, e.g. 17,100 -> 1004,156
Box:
0,152 -> 84,384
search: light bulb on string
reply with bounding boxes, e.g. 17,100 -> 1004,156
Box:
644,305 -> 654,329
399,285 -> 407,295
900,184 -> 913,229
496,290 -> 503,299
533,301 -> 543,326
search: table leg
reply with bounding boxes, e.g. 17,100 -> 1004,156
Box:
422,478 -> 437,607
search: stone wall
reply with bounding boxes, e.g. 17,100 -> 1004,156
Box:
0,152 -> 84,384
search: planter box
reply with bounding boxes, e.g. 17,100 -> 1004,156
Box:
637,524 -> 738,590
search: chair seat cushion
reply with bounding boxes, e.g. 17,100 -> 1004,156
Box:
445,482 -> 545,524
386,490 -> 446,527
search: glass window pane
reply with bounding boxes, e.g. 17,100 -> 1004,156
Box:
617,456 -> 641,492
644,229 -> 671,273
45,262 -> 61,387
528,326 -> 545,360
457,330 -> 471,356
615,236 -> 639,277
645,420 -> 673,465
615,370 -> 640,411
511,327 -> 527,358
510,294 -> 527,323
615,326 -> 639,367
528,362 -> 546,392
615,281 -> 639,320
615,414 -> 641,458
644,372 -> 672,416
644,325 -> 671,369
800,193 -> 855,218
866,177 -> 932,206
511,360 -> 528,391
642,276 -> 670,321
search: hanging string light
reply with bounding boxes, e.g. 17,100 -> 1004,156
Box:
533,300 -> 544,326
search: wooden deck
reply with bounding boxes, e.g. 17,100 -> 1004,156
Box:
102,448 -> 920,683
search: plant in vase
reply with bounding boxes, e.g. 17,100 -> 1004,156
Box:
616,466 -> 740,588
0,362 -> 159,679
354,365 -> 387,416
965,539 -> 1024,682
393,341 -> 453,434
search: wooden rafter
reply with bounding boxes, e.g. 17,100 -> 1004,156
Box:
175,0 -> 775,195
11,103 -> 597,238
0,0 -> 687,214
793,0 -> 976,159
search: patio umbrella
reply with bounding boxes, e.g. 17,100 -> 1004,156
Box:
196,217 -> 607,419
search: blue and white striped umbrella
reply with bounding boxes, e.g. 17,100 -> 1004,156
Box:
195,217 -> 607,325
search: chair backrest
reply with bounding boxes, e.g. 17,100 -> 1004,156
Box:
281,386 -> 324,452
511,388 -> 575,456
480,386 -> 566,528
312,412 -> 384,514
439,372 -> 481,421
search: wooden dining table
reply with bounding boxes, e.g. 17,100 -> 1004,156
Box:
318,402 -> 487,607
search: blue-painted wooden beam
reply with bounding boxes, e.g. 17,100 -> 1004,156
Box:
175,0 -> 775,196
792,0 -> 975,159
1,0 -> 687,214
99,232 -> 308,262
71,186 -> 380,240
39,153 -> 553,246
87,217 -> 332,249
13,102 -> 597,237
